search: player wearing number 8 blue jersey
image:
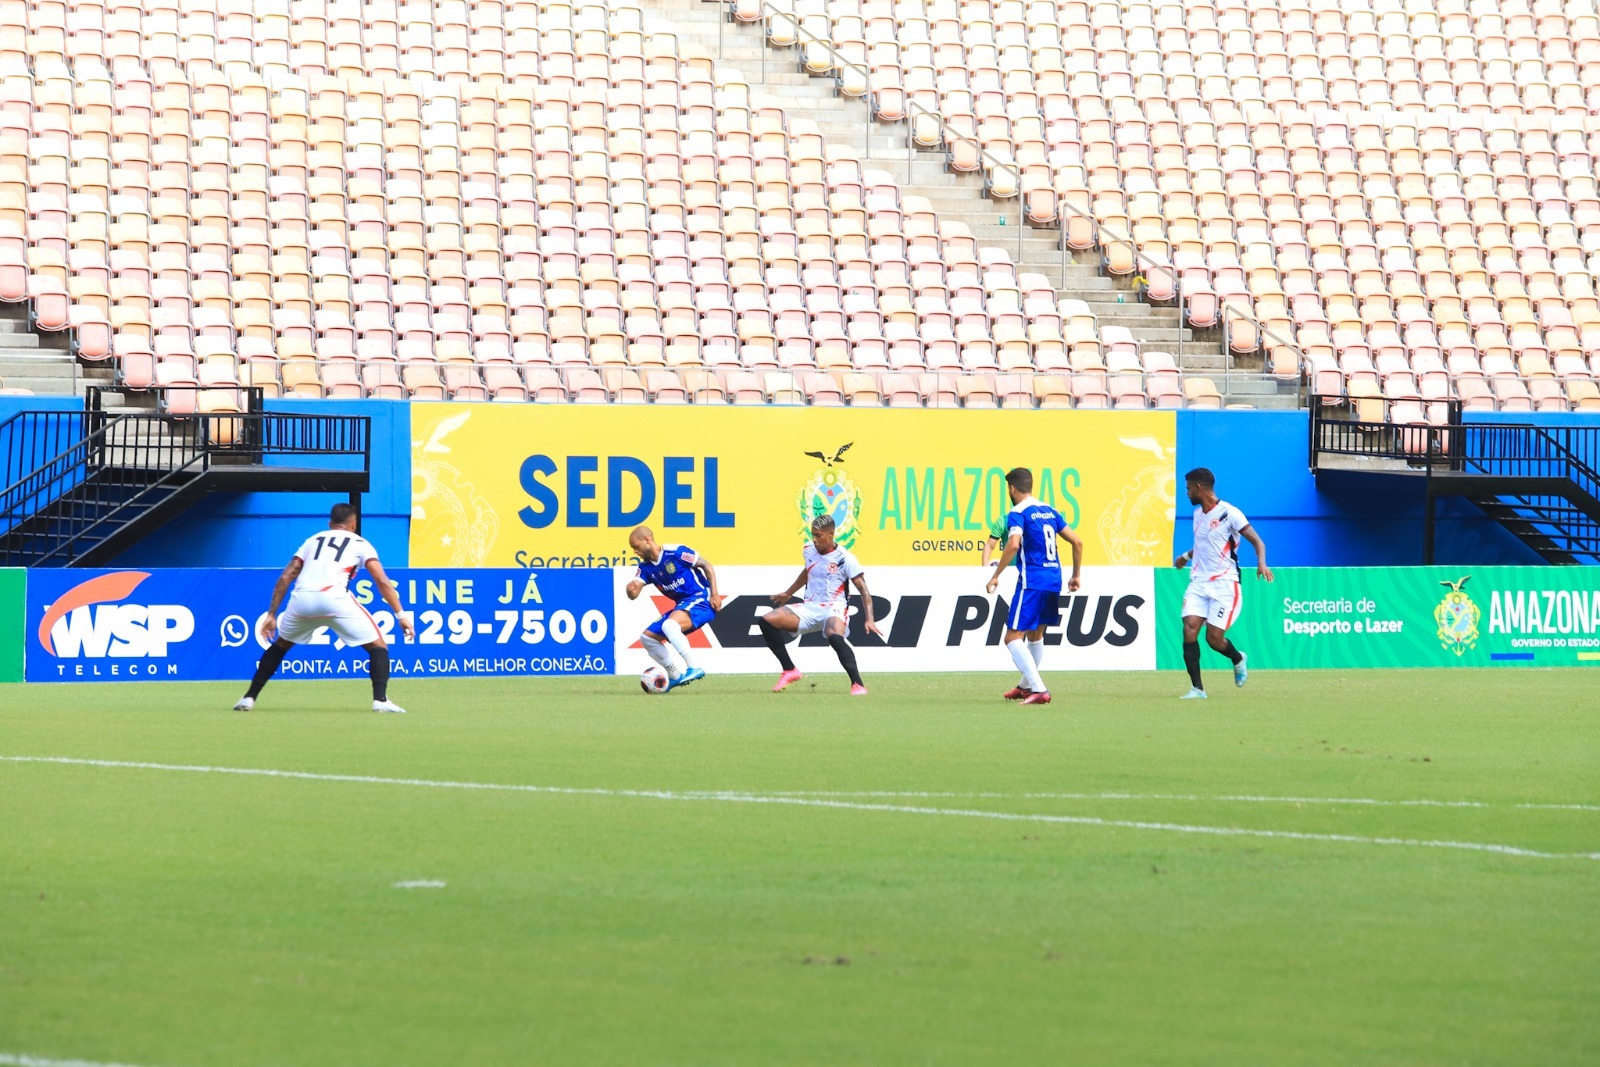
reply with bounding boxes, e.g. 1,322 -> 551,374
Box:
625,525 -> 722,690
985,468 -> 1083,705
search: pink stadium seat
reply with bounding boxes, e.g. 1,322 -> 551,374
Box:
15,0 -> 1595,421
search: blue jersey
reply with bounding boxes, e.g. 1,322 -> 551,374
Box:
1006,497 -> 1070,592
635,544 -> 712,607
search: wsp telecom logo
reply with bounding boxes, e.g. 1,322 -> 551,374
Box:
1434,576 -> 1481,655
796,443 -> 863,549
36,571 -> 196,658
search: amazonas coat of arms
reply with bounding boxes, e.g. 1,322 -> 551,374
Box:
796,443 -> 863,548
1434,576 -> 1481,655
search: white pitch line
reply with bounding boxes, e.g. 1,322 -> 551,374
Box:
0,1054 -> 162,1067
721,790 -> 1600,813
3,755 -> 1596,862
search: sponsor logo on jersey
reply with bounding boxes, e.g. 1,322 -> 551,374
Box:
36,571 -> 196,658
1434,576 -> 1481,655
797,442 -> 864,549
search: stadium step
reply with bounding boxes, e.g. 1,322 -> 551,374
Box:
0,353 -> 81,396
0,302 -> 81,397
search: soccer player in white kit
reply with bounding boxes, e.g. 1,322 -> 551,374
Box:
757,514 -> 883,695
1174,468 -> 1272,699
233,503 -> 415,713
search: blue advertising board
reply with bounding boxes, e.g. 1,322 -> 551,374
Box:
25,567 -> 613,683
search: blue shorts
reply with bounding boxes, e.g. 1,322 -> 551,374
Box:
645,599 -> 715,637
1007,587 -> 1063,632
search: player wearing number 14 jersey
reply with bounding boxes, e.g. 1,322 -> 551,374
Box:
233,503 -> 414,714
985,468 -> 1083,705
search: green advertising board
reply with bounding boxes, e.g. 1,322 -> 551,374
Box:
1156,566 -> 1600,670
0,568 -> 22,682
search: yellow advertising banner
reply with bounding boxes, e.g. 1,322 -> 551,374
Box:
410,404 -> 1176,568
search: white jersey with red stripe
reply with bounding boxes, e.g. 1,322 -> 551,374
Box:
801,542 -> 863,612
1188,500 -> 1249,582
292,529 -> 378,593
276,528 -> 383,647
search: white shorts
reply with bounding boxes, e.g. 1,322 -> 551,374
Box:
787,599 -> 848,635
277,589 -> 383,646
1182,577 -> 1242,630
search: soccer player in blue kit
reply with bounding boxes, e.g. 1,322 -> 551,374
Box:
985,467 -> 1083,705
625,525 -> 723,690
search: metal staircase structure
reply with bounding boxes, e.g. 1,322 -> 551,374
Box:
0,389 -> 370,567
1310,399 -> 1600,565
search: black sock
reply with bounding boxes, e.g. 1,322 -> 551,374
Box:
245,642 -> 289,699
827,633 -> 864,687
759,618 -> 796,671
1215,639 -> 1244,666
369,644 -> 391,701
1183,640 -> 1203,690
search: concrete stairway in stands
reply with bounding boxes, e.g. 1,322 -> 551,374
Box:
644,0 -> 1298,408
0,302 -> 94,397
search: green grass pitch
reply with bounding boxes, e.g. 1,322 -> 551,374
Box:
2,669 -> 1597,1066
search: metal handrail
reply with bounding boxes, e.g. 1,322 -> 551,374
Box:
18,434 -> 215,567
359,360 -> 1288,412
1308,399 -> 1600,562
721,0 -> 1311,400
1,407 -> 370,564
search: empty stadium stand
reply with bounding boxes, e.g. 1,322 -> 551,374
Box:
0,0 -> 1595,418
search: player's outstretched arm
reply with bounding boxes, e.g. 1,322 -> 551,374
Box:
980,537 -> 1000,568
985,534 -> 1022,594
1174,549 -> 1193,568
1241,525 -> 1273,581
696,555 -> 724,610
851,574 -> 884,637
625,576 -> 646,599
260,557 -> 302,641
771,566 -> 809,605
1061,524 -> 1085,591
365,559 -> 415,638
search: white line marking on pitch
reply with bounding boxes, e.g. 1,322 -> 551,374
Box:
4,755 -> 1596,862
727,790 -> 1600,813
0,1054 -> 162,1067
393,879 -> 446,889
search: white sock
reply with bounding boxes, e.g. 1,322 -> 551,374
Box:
1008,638 -> 1045,693
642,634 -> 682,678
661,618 -> 698,670
1020,638 -> 1044,687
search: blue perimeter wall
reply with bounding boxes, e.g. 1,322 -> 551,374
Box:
6,398 -> 1597,568
1175,409 -> 1600,568
110,398 -> 411,568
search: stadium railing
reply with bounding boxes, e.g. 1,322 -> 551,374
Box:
0,389 -> 370,564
